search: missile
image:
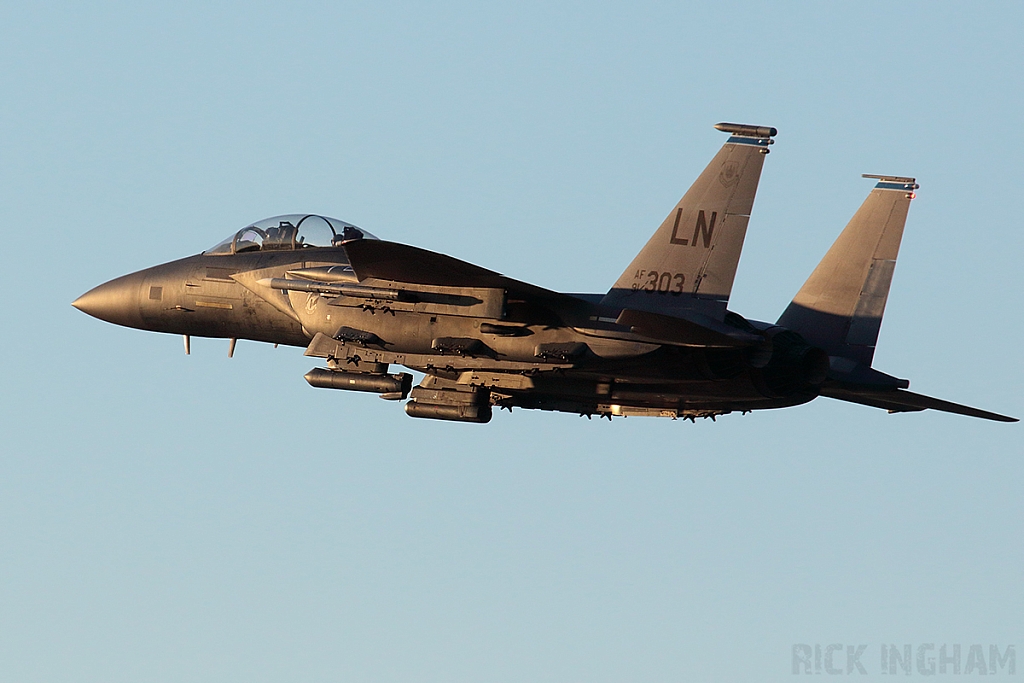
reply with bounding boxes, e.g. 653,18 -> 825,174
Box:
257,278 -> 405,301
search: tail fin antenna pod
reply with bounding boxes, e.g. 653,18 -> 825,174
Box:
601,123 -> 777,321
777,175 -> 920,366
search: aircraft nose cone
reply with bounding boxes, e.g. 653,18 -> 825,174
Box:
73,272 -> 146,328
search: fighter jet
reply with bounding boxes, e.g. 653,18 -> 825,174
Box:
73,123 -> 1017,424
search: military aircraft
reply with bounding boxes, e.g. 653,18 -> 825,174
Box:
74,123 -> 1016,424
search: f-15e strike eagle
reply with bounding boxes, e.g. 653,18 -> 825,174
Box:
74,123 -> 1016,424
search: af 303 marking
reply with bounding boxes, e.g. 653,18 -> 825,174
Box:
630,269 -> 685,294
670,209 -> 717,247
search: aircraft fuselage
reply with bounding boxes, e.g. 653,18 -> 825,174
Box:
75,246 -> 819,420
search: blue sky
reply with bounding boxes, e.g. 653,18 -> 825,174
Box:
1,2 -> 1021,681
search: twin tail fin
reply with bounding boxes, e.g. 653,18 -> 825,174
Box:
601,123 -> 776,321
777,175 -> 918,366
779,176 -> 1017,422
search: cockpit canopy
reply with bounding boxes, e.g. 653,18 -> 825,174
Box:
205,214 -> 378,255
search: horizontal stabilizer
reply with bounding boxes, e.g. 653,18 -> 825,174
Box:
826,359 -> 909,389
820,383 -> 1018,422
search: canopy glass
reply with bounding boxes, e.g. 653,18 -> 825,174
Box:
205,214 -> 377,255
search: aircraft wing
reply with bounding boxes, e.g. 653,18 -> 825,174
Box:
820,382 -> 1018,422
615,308 -> 762,347
343,239 -> 582,307
344,240 -> 769,347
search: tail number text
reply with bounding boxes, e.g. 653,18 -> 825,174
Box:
631,270 -> 685,295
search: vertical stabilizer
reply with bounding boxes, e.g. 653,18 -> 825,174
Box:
602,123 -> 776,321
777,175 -> 919,366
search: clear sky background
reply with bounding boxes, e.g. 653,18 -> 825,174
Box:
1,2 -> 1021,682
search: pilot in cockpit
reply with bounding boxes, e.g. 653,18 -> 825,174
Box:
340,225 -> 364,243
264,221 -> 297,249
